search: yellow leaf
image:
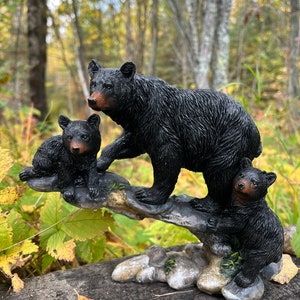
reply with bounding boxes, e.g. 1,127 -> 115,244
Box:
272,254 -> 299,284
11,273 -> 24,293
0,186 -> 24,205
0,148 -> 13,183
46,232 -> 75,261
0,240 -> 38,277
74,289 -> 93,300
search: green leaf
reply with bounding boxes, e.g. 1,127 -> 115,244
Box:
76,236 -> 106,263
0,212 -> 13,250
40,193 -> 63,229
62,210 -> 113,241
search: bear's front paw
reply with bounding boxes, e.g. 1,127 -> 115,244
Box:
190,196 -> 220,213
97,157 -> 113,172
89,187 -> 99,199
207,217 -> 218,232
62,188 -> 75,201
134,187 -> 167,205
19,168 -> 34,181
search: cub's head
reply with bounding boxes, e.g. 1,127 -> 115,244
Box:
233,158 -> 276,204
87,60 -> 136,112
58,114 -> 101,156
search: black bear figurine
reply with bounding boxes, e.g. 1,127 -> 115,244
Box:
87,60 -> 262,208
19,114 -> 101,200
207,158 -> 284,288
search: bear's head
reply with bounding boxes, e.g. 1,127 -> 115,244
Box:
58,114 -> 101,156
232,158 -> 276,205
87,60 -> 136,112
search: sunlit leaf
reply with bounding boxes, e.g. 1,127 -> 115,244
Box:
0,212 -> 13,250
40,193 -> 63,228
0,147 -> 13,182
46,230 -> 75,261
0,186 -> 24,205
0,240 -> 38,277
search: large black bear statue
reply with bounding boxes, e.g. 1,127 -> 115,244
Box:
207,158 -> 284,288
19,114 -> 101,200
87,60 -> 262,209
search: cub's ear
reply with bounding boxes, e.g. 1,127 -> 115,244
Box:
266,172 -> 277,187
240,157 -> 252,169
87,114 -> 100,128
88,59 -> 101,77
58,115 -> 71,130
120,62 -> 136,79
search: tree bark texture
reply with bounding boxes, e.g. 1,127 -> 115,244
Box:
1,251 -> 299,300
288,0 -> 300,119
27,0 -> 48,120
211,0 -> 232,90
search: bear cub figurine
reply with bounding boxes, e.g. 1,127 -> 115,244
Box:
87,60 -> 262,208
19,114 -> 101,200
207,158 -> 284,288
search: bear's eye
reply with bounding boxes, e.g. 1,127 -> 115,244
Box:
81,134 -> 89,140
103,83 -> 113,89
67,135 -> 73,141
251,179 -> 258,186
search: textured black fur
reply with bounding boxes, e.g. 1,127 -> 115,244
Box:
207,158 -> 284,287
19,114 -> 101,200
87,60 -> 262,207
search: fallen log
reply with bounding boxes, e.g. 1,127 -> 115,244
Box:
0,250 -> 299,300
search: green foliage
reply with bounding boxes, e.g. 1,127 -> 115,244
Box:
220,252 -> 242,278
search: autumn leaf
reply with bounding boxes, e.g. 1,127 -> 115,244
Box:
0,240 -> 38,277
0,186 -> 24,205
0,148 -> 13,183
11,273 -> 24,293
46,231 -> 76,261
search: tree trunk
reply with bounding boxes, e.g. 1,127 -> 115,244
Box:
212,0 -> 232,90
135,0 -> 148,70
288,0 -> 300,120
71,0 -> 89,99
125,0 -> 135,61
147,0 -> 159,76
27,0 -> 48,120
196,0 -> 218,89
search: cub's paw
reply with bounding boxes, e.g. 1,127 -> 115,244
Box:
19,168 -> 34,181
133,187 -> 167,205
89,187 -> 99,199
190,197 -> 220,213
62,188 -> 75,201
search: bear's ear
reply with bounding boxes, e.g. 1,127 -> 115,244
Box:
88,59 -> 101,77
266,172 -> 277,187
58,115 -> 71,130
87,114 -> 100,128
240,157 -> 252,169
120,62 -> 136,80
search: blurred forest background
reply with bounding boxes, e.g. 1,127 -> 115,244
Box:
1,0 -> 300,290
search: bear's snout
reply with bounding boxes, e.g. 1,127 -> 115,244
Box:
237,182 -> 245,190
88,97 -> 96,106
